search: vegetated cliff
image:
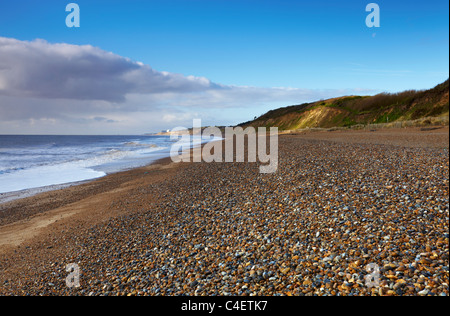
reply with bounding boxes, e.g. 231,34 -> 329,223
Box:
240,79 -> 449,130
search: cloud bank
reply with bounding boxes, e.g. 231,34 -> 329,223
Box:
0,37 -> 373,134
0,37 -> 213,102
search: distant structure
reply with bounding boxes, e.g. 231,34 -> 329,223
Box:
161,129 -> 170,133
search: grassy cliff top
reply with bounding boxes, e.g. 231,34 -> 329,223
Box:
240,79 -> 449,130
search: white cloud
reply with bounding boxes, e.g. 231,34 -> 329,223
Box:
0,37 -> 375,134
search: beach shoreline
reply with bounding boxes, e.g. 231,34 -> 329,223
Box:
0,181 -> 93,205
0,155 -> 178,227
0,126 -> 448,296
0,135 -> 217,205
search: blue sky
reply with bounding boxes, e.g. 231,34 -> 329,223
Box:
0,0 -> 448,134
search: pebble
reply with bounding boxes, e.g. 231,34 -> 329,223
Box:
0,136 -> 448,296
418,289 -> 429,296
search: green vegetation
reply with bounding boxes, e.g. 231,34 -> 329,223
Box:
240,79 -> 449,130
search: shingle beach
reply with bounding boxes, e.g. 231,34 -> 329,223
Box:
0,127 -> 448,296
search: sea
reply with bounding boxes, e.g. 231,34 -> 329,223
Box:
0,134 -> 206,196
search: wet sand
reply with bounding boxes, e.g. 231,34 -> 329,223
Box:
0,127 -> 448,296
